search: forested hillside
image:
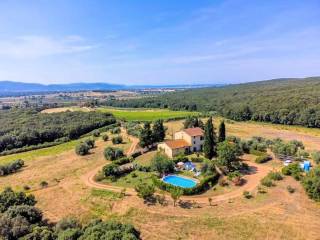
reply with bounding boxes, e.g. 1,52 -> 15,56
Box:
104,77 -> 320,128
0,109 -> 116,153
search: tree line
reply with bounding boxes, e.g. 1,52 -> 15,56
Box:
103,77 -> 320,128
0,109 -> 116,153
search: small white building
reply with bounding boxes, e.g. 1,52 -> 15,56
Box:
158,127 -> 204,158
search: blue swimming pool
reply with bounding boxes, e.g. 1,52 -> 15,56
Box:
162,175 -> 197,188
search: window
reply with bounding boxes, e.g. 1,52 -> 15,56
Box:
200,136 -> 204,140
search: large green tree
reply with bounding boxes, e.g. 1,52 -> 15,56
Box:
152,119 -> 166,143
139,122 -> 153,148
217,141 -> 241,172
203,117 -> 216,159
218,120 -> 226,142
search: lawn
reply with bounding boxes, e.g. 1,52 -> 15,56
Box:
102,170 -> 155,188
97,107 -> 198,121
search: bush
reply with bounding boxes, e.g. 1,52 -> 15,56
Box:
260,177 -> 274,187
131,151 -> 142,158
302,166 -> 320,201
243,191 -> 252,199
190,157 -> 205,162
104,147 -> 124,161
249,149 -> 266,156
75,143 -> 90,156
111,127 -> 121,134
113,157 -> 132,166
40,181 -> 48,188
92,130 -> 100,137
0,187 -> 36,213
255,154 -> 272,163
267,171 -> 283,181
84,139 -> 95,149
112,135 -> 123,144
151,154 -> 174,174
103,164 -> 120,178
0,159 -> 24,176
135,183 -> 155,200
102,134 -> 109,142
282,163 -> 303,180
311,151 -> 320,164
287,185 -> 295,194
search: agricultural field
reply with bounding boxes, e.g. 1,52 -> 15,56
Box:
42,106 -> 199,121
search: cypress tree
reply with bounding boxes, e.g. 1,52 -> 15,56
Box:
139,122 -> 153,148
152,119 -> 166,142
218,120 -> 226,142
203,117 -> 216,159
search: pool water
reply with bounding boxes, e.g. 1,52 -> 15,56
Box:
162,175 -> 197,188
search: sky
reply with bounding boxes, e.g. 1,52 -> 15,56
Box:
0,0 -> 319,85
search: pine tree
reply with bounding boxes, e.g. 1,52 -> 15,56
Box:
218,120 -> 226,142
203,117 -> 216,159
139,122 -> 153,148
152,120 -> 166,143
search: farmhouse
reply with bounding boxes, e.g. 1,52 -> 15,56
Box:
158,127 -> 204,158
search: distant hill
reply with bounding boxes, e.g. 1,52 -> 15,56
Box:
0,81 -> 126,93
105,76 -> 320,128
0,81 -> 223,94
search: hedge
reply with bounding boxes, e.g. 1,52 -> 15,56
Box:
113,157 -> 132,166
152,173 -> 219,195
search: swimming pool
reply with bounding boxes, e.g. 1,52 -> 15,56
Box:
162,175 -> 197,188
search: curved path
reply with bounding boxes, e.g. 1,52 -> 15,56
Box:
82,133 -> 272,204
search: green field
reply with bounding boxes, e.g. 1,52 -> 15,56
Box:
97,107 -> 198,121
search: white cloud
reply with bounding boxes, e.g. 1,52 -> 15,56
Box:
0,35 -> 95,58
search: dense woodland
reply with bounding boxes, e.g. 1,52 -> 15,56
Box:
104,77 -> 320,128
0,109 -> 116,153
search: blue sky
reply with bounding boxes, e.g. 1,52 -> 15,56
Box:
0,0 -> 319,85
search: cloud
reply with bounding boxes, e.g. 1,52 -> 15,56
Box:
0,35 -> 95,58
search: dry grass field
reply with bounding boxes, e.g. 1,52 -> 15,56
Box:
1,120 -> 320,239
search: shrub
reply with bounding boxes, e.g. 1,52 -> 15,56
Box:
92,130 -> 100,137
135,183 -> 155,200
0,187 -> 36,213
260,177 -> 274,187
267,171 -> 283,181
103,164 -> 120,178
311,151 -> 320,164
151,153 -> 174,174
75,143 -> 90,156
113,157 -> 131,166
302,166 -> 320,201
102,134 -> 109,141
84,139 -> 95,149
0,159 -> 24,176
40,181 -> 48,188
131,151 -> 142,158
243,191 -> 252,199
255,154 -> 271,163
282,163 -> 303,180
287,185 -> 295,194
249,149 -> 266,156
111,127 -> 121,134
190,157 -> 205,162
112,135 -> 123,144
104,147 -> 124,161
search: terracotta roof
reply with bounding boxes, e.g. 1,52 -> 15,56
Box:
183,127 -> 204,137
165,139 -> 191,149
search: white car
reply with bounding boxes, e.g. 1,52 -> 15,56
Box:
284,160 -> 292,166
